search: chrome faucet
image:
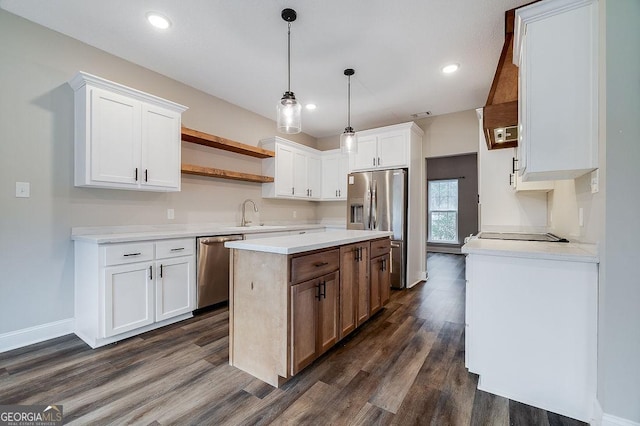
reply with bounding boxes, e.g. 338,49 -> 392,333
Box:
241,199 -> 258,227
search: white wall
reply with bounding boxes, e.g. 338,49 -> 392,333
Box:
598,0 -> 640,422
0,10 -> 318,335
417,109 -> 478,158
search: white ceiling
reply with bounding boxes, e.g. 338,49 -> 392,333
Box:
0,0 -> 532,138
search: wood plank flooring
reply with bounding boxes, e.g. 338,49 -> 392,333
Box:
0,253 -> 586,425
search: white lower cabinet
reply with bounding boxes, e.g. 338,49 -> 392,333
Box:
465,252 -> 597,422
75,237 -> 195,348
104,262 -> 154,337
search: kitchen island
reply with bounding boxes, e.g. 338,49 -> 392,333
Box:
462,237 -> 598,422
225,230 -> 392,386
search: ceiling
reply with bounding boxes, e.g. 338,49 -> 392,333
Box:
0,0 -> 532,138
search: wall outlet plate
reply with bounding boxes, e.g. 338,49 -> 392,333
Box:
15,182 -> 30,198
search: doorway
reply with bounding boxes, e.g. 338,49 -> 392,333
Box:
426,153 -> 478,253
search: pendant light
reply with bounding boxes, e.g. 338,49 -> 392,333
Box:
277,8 -> 301,134
340,68 -> 357,154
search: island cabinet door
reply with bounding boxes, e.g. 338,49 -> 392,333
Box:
317,272 -> 340,356
369,254 -> 390,315
291,279 -> 319,375
339,243 -> 370,339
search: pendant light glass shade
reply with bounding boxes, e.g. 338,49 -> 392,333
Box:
277,9 -> 301,134
340,69 -> 357,154
277,91 -> 302,134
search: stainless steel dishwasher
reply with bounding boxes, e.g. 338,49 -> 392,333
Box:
196,235 -> 243,309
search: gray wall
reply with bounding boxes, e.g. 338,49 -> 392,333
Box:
426,154 -> 478,252
0,10 -> 318,335
598,0 -> 640,422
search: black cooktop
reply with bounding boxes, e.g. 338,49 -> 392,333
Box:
478,232 -> 569,242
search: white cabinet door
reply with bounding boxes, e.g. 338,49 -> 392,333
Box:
90,87 -> 141,187
307,154 -> 321,200
141,104 -> 182,190
321,152 -> 348,200
516,0 -> 598,181
377,131 -> 407,169
351,135 -> 378,171
155,256 -> 195,322
104,262 -> 154,337
275,144 -> 295,197
293,150 -> 308,198
69,72 -> 186,192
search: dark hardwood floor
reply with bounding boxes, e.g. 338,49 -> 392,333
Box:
0,253 -> 586,425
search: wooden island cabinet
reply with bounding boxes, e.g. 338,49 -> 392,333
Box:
226,231 -> 391,387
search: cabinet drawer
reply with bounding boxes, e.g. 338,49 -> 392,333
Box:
370,238 -> 390,259
104,242 -> 154,266
291,249 -> 340,284
155,238 -> 195,259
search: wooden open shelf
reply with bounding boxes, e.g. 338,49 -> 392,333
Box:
181,164 -> 274,184
180,126 -> 275,184
181,127 -> 275,159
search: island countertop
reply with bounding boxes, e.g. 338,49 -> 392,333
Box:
225,230 -> 393,255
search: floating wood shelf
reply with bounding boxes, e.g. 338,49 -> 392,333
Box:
181,127 -> 275,159
181,164 -> 274,184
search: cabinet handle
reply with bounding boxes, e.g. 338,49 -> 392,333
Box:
322,280 -> 327,299
292,187 -> 295,195
145,169 -> 148,182
338,189 -> 341,197
377,157 -> 380,166
382,258 -> 387,271
373,158 -> 376,166
306,189 -> 309,196
509,173 -> 514,186
512,157 -> 519,173
314,261 -> 329,267
123,252 -> 141,257
170,247 -> 185,252
159,264 -> 163,278
135,167 -> 138,181
149,265 -> 153,280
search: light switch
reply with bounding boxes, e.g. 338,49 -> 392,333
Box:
167,208 -> 175,220
15,182 -> 30,198
591,170 -> 599,193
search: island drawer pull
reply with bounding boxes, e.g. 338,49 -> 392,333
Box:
314,262 -> 329,267
170,247 -> 185,252
123,252 -> 142,257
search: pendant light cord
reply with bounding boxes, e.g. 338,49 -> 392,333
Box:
347,74 -> 351,128
287,22 -> 291,93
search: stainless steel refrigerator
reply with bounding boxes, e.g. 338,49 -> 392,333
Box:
346,169 -> 407,288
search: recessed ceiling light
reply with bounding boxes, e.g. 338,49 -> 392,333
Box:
442,63 -> 460,74
146,12 -> 171,30
305,104 -> 317,111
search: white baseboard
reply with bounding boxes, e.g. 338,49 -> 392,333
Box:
592,399 -> 604,426
603,414 -> 640,426
0,319 -> 74,353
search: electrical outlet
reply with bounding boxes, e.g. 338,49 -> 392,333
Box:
293,210 -> 297,219
15,182 -> 30,198
579,208 -> 584,227
167,208 -> 175,220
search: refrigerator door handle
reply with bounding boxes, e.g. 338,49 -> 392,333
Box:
366,187 -> 373,229
371,181 -> 378,229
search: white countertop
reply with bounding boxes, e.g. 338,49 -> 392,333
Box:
225,230 -> 393,255
71,223 -> 325,244
462,237 -> 599,263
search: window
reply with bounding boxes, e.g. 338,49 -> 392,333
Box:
428,179 -> 458,243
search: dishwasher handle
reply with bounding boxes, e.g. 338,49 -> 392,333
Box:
198,235 -> 244,245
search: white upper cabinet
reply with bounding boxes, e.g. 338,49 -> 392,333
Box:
261,137 -> 321,200
321,150 -> 349,200
68,71 -> 187,192
514,0 -> 598,181
350,123 -> 420,172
